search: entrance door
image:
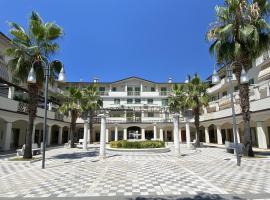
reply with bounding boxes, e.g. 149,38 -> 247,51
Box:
145,130 -> 153,140
127,126 -> 141,139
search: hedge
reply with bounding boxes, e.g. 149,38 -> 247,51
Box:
110,140 -> 165,149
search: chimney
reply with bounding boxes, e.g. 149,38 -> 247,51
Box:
93,77 -> 99,83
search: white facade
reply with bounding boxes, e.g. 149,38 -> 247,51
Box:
0,31 -> 270,150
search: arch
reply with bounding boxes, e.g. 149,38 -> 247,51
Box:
127,126 -> 141,139
12,119 -> 28,148
62,126 -> 69,144
51,124 -> 60,145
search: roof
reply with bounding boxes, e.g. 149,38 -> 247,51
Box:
0,32 -> 11,42
66,76 -> 184,85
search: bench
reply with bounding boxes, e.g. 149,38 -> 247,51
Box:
225,141 -> 244,154
16,143 -> 41,156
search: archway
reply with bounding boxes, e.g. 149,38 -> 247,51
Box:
127,126 -> 141,139
51,125 -> 60,145
62,126 -> 69,144
12,120 -> 28,148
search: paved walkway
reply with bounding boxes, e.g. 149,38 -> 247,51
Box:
0,144 -> 270,199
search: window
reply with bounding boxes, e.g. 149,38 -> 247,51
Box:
222,91 -> 227,97
114,98 -> 120,104
234,86 -> 239,92
135,98 -> 141,104
162,99 -> 168,106
147,99 -> 153,104
249,78 -> 255,85
161,87 -> 167,96
127,99 -> 133,104
148,112 -> 154,117
99,87 -> 105,91
151,87 -> 155,92
112,87 -> 117,92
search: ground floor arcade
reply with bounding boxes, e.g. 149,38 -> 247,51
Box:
0,110 -> 70,151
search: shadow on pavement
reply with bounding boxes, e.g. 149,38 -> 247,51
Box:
129,193 -> 244,200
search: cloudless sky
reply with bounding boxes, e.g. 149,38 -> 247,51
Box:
0,0 -> 221,82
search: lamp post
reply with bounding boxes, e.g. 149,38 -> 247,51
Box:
212,61 -> 249,166
27,58 -> 65,169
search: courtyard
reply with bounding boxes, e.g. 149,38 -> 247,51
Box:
0,144 -> 270,199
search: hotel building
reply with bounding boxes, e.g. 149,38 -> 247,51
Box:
0,32 -> 269,151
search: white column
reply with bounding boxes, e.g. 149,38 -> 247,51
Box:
236,125 -> 241,143
160,128 -> 164,141
185,120 -> 191,148
179,129 -> 182,142
106,129 -> 109,143
153,124 -> 157,140
123,128 -> 127,140
3,121 -> 12,150
48,102 -> 52,111
58,126 -> 63,145
256,121 -> 268,149
8,86 -> 14,99
173,114 -> 180,157
114,125 -> 118,141
140,83 -> 143,92
47,126 -> 52,145
83,121 -> 89,150
205,126 -> 210,143
217,125 -> 223,144
141,128 -> 145,140
99,114 -> 107,158
87,128 -> 91,143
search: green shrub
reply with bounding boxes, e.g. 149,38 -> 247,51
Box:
110,140 -> 165,149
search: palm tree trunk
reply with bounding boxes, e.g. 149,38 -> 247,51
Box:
88,111 -> 94,143
194,107 -> 201,147
70,110 -> 77,148
24,83 -> 38,159
235,65 -> 254,157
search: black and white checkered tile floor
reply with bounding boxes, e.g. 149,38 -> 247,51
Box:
0,145 -> 269,199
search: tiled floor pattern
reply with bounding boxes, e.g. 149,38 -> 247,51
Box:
0,145 -> 269,198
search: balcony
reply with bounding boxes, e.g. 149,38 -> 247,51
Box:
140,91 -> 159,97
258,64 -> 270,81
127,91 -> 141,96
207,75 -> 237,94
98,91 -> 109,96
160,91 -> 170,96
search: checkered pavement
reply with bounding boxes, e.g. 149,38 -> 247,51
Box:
0,144 -> 269,198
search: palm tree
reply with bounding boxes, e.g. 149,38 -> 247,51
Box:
81,84 -> 103,143
59,87 -> 82,148
5,11 -> 63,158
183,75 -> 209,147
168,84 -> 186,114
207,0 -> 270,156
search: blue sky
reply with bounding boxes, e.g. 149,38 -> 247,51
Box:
0,0 -> 220,82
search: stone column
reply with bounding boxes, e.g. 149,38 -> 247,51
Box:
185,120 -> 191,148
236,125 -> 241,143
256,121 -> 268,149
179,129 -> 182,142
106,129 -> 109,143
8,86 -> 14,99
216,125 -> 223,144
114,125 -> 118,141
83,121 -> 89,150
172,114 -> 180,157
225,129 -> 229,142
99,114 -> 107,158
58,126 -> 63,145
123,128 -> 127,140
87,128 -> 91,143
141,128 -> 145,140
160,128 -> 164,141
153,124 -> 157,140
205,126 -> 210,143
3,121 -> 12,150
47,126 -> 52,146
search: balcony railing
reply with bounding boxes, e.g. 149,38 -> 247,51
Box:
98,91 -> 109,96
126,117 -> 142,123
127,91 -> 141,96
160,91 -> 170,96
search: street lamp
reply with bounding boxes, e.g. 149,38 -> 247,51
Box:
27,58 -> 65,169
212,62 -> 249,166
